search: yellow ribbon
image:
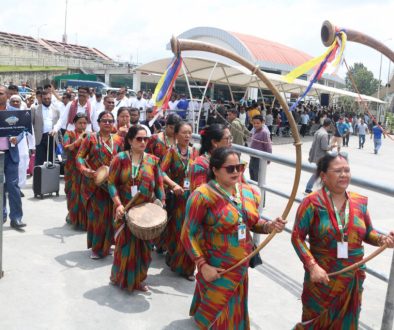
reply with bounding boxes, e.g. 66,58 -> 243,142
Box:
283,32 -> 346,83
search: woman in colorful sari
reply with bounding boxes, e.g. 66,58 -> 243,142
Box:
114,106 -> 131,139
291,152 -> 394,329
181,147 -> 286,329
108,125 -> 164,292
76,111 -> 123,259
190,124 -> 232,191
63,113 -> 88,230
145,114 -> 181,162
161,121 -> 198,280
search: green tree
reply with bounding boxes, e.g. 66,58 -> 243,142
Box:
345,63 -> 380,96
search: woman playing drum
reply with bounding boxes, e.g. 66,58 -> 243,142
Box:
63,113 -> 88,230
161,121 -> 198,280
190,124 -> 232,191
108,125 -> 164,292
292,152 -> 394,329
181,147 -> 286,329
76,111 -> 123,259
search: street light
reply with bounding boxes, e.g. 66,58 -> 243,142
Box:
377,38 -> 392,99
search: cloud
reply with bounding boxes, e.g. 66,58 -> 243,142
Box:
0,0 -> 392,80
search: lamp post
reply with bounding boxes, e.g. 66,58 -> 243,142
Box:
377,38 -> 392,99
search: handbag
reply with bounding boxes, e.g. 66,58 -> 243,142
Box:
249,244 -> 263,268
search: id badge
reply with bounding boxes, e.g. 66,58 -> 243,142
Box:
337,241 -> 348,259
183,179 -> 190,190
238,223 -> 246,241
131,185 -> 138,197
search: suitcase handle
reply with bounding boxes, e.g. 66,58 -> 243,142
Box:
45,134 -> 56,169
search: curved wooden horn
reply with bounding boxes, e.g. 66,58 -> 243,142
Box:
321,20 -> 392,276
321,20 -> 394,62
170,36 -> 303,275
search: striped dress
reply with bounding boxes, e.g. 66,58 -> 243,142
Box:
108,151 -> 164,291
63,131 -> 86,230
145,132 -> 172,162
291,190 -> 382,329
161,145 -> 198,277
190,154 -> 210,192
76,132 -> 123,257
181,182 -> 269,329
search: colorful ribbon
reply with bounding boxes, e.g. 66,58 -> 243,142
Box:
152,53 -> 183,114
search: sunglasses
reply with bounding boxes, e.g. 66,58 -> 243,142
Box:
100,119 -> 114,124
135,136 -> 149,143
221,164 -> 245,174
328,150 -> 348,159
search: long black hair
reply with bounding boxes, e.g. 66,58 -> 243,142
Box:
199,124 -> 228,155
124,125 -> 147,151
208,147 -> 241,180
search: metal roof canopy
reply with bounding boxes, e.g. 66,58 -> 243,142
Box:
136,51 -> 386,104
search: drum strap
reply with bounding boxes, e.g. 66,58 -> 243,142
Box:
114,223 -> 125,241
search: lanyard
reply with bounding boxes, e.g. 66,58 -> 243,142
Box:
97,132 -> 114,164
131,152 -> 144,179
211,180 -> 245,225
322,187 -> 350,242
176,145 -> 190,175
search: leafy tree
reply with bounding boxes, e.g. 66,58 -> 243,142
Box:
345,63 -> 380,96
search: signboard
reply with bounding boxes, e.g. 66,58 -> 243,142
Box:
0,110 -> 32,137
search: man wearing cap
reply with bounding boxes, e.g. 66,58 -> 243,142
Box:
0,85 -> 26,228
305,118 -> 333,194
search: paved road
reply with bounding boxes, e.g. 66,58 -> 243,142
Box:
0,133 -> 393,329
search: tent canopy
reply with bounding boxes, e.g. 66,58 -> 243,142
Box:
136,52 -> 385,104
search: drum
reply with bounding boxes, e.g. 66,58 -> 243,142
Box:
94,165 -> 109,187
126,202 -> 167,240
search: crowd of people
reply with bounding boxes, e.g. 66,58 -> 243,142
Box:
1,82 -> 394,329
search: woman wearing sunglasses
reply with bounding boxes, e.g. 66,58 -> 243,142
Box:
145,114 -> 181,162
189,124 -> 232,191
108,126 -> 164,292
161,121 -> 199,281
77,111 -> 123,259
63,113 -> 88,230
292,152 -> 394,329
182,147 -> 286,329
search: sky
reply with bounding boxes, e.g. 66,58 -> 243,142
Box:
0,0 -> 393,82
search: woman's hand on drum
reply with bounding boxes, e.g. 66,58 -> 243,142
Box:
115,204 -> 125,220
84,168 -> 96,178
201,264 -> 225,282
172,184 -> 184,196
270,217 -> 287,233
381,231 -> 394,248
309,264 -> 330,285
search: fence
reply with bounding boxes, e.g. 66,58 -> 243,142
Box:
192,133 -> 394,330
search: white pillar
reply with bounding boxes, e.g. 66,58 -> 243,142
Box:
247,87 -> 258,102
133,71 -> 141,92
104,72 -> 110,86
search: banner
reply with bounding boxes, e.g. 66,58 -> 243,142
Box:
0,110 -> 32,137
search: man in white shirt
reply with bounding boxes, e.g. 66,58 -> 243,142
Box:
168,94 -> 179,114
130,107 -> 151,137
58,92 -> 72,117
53,86 -> 95,133
113,87 -> 129,115
93,95 -> 115,132
131,91 -> 147,121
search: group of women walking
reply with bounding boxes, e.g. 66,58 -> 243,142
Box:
62,108 -> 394,329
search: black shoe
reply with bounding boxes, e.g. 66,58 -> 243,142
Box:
20,191 -> 25,197
11,219 -> 26,228
304,189 -> 312,195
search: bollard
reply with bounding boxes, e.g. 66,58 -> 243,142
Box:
253,157 -> 268,247
381,249 -> 394,330
0,152 -> 4,279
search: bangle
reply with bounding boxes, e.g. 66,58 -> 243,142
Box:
306,259 -> 317,271
172,183 -> 178,189
378,235 -> 385,247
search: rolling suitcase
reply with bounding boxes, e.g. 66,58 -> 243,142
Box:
33,135 -> 60,199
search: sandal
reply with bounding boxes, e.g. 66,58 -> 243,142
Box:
135,283 -> 149,292
90,252 -> 101,259
185,275 -> 195,282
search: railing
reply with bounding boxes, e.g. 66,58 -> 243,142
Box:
0,152 -> 4,279
192,133 -> 394,330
